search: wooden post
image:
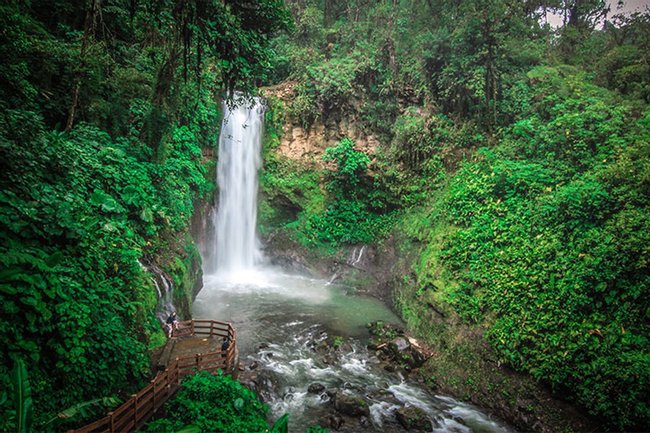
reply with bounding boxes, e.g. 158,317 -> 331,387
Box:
151,378 -> 156,411
108,411 -> 114,433
191,320 -> 195,336
132,394 -> 138,430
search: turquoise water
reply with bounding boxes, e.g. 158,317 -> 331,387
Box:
193,266 -> 402,355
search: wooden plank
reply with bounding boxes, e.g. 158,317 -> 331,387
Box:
138,392 -> 154,407
112,416 -> 134,433
136,401 -> 153,423
200,352 -> 221,361
138,383 -> 154,398
112,413 -> 131,431
110,398 -> 134,418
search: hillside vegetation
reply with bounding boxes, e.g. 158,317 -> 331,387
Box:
0,1 -> 289,431
259,1 -> 649,430
1,0 -> 648,431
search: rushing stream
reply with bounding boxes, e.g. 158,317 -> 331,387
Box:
193,98 -> 515,432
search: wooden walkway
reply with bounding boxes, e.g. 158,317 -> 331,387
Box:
69,320 -> 237,433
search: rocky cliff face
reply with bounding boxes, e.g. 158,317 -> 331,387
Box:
262,82 -> 381,167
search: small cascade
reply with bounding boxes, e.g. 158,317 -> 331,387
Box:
348,245 -> 367,269
205,97 -> 265,276
140,261 -> 176,322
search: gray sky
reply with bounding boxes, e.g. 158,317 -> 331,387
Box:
544,0 -> 650,28
610,0 -> 650,14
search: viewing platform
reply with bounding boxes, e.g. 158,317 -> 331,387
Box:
69,319 -> 237,433
157,319 -> 238,374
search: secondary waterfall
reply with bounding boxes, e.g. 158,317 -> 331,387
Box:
209,98 -> 265,275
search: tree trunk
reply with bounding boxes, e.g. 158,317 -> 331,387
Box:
65,0 -> 99,132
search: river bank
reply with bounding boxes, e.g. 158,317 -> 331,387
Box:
260,232 -> 601,433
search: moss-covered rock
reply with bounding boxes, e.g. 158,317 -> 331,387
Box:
334,391 -> 370,417
395,406 -> 431,431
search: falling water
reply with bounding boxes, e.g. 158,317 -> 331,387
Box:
209,97 -> 265,275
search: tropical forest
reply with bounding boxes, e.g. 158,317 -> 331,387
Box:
0,0 -> 648,432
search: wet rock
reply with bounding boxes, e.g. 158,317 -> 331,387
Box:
334,391 -> 370,417
395,406 -> 431,431
325,413 -> 344,430
368,387 -> 398,404
452,415 -> 467,426
283,389 -> 295,402
359,416 -> 370,427
390,337 -> 410,352
322,352 -> 339,365
407,348 -> 428,369
308,382 -> 326,394
249,369 -> 280,403
259,343 -> 269,349
367,338 -> 382,350
249,360 -> 259,370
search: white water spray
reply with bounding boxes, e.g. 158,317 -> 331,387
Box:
209,98 -> 265,275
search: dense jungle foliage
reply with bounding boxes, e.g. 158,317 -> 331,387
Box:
2,0 -> 648,431
0,0 -> 290,431
143,371 -> 286,433
258,0 -> 649,430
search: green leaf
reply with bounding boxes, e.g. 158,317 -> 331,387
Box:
174,425 -> 201,433
0,282 -> 18,294
56,396 -> 120,420
121,185 -> 140,206
140,208 -> 154,223
45,252 -> 64,267
90,189 -> 119,212
270,413 -> 289,433
11,359 -> 33,433
233,397 -> 244,412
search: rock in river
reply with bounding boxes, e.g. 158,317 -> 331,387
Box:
334,391 -> 370,417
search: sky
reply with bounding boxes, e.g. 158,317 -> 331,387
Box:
607,0 -> 650,16
544,0 -> 650,28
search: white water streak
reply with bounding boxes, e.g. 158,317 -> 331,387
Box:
211,98 -> 265,274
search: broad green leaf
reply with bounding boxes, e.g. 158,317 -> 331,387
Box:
11,359 -> 33,433
271,414 -> 289,433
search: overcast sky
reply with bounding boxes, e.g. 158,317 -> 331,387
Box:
609,0 -> 650,15
544,0 -> 650,27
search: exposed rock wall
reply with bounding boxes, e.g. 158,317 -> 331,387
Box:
262,82 -> 380,167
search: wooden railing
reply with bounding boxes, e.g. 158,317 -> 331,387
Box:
69,320 -> 237,433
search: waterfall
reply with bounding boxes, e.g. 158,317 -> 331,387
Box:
139,260 -> 176,321
207,97 -> 265,275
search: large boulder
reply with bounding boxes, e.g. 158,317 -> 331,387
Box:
334,391 -> 370,417
395,405 -> 431,431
